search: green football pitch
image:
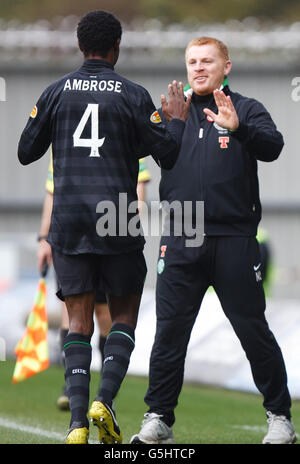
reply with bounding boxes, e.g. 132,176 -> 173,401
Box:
0,359 -> 299,445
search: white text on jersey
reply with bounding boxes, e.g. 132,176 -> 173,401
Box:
63,79 -> 122,93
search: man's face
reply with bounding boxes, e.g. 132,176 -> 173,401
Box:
186,44 -> 232,96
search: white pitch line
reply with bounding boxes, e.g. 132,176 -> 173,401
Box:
0,416 -> 98,444
232,425 -> 267,433
0,416 -> 64,441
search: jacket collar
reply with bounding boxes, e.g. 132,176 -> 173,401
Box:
191,83 -> 230,123
79,59 -> 114,73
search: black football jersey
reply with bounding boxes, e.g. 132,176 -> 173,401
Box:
18,59 -> 185,254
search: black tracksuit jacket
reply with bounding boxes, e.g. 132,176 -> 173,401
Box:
159,85 -> 284,236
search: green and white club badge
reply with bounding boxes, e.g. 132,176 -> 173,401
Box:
157,258 -> 165,274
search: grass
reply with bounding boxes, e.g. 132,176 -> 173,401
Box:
0,359 -> 299,445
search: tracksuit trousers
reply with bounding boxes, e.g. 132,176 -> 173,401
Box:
145,235 -> 291,426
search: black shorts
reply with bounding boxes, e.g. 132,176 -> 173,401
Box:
55,275 -> 107,303
52,248 -> 147,301
95,289 -> 107,304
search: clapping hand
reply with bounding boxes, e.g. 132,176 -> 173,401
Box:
161,81 -> 192,122
203,89 -> 239,131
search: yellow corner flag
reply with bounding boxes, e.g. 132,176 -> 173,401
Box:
12,276 -> 49,383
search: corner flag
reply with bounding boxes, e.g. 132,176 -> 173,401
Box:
12,265 -> 49,383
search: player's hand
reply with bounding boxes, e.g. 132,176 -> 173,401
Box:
161,81 -> 192,122
203,89 -> 239,131
37,239 -> 52,274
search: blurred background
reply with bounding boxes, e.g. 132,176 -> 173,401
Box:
1,0 -> 300,396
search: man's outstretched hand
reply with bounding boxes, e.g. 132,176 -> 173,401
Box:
161,81 -> 192,122
203,89 -> 239,131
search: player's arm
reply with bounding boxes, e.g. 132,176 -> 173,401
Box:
231,100 -> 284,162
37,191 -> 53,274
137,181 -> 146,202
133,81 -> 191,170
136,158 -> 150,213
152,81 -> 191,169
37,155 -> 54,273
137,182 -> 146,214
18,89 -> 53,165
204,90 -> 283,162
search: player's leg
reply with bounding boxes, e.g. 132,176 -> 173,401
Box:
89,293 -> 141,444
52,249 -> 97,444
56,302 -> 70,410
131,236 -> 210,444
94,290 -> 111,369
96,293 -> 141,400
213,236 -> 295,444
63,292 -> 94,444
89,249 -> 146,444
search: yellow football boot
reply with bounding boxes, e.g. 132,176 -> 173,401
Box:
65,426 -> 89,444
89,401 -> 122,444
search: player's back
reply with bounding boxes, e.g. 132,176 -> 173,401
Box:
52,59 -> 143,200
18,58 -> 182,255
49,59 -> 147,254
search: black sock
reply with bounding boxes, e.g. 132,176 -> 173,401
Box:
99,334 -> 107,370
63,332 -> 92,428
96,323 -> 135,407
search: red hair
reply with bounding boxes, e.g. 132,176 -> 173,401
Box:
185,37 -> 229,61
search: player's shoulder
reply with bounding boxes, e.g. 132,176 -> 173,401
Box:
229,88 -> 270,121
43,67 -> 151,107
229,89 -> 265,110
40,71 -> 76,101
115,72 -> 151,101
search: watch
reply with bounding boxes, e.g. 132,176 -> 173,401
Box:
37,235 -> 48,242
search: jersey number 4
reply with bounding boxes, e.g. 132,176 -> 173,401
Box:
73,103 -> 105,157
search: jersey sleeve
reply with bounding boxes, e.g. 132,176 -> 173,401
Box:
18,85 -> 55,165
230,99 -> 284,162
130,87 -> 185,170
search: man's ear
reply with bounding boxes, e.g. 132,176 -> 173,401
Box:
114,38 -> 121,51
78,41 -> 84,53
224,60 -> 232,77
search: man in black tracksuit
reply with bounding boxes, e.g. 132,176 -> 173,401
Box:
131,37 -> 296,445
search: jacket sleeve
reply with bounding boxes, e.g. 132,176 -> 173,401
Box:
18,87 -> 53,165
131,87 -> 185,170
230,100 -> 284,162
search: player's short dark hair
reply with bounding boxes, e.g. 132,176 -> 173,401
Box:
77,10 -> 122,57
